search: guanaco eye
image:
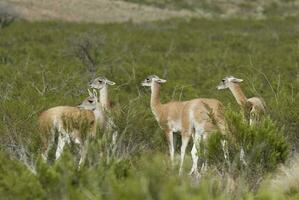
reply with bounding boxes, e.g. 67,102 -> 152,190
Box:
222,79 -> 225,82
88,100 -> 93,103
98,80 -> 103,83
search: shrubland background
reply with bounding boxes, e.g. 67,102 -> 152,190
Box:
0,0 -> 299,199
123,0 -> 299,18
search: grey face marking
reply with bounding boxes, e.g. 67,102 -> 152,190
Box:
217,76 -> 243,90
217,77 -> 230,90
78,91 -> 98,110
89,76 -> 116,90
141,75 -> 166,87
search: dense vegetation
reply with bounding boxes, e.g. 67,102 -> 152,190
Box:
0,17 -> 299,199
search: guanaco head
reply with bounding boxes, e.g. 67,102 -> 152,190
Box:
141,75 -> 167,87
217,76 -> 243,90
78,89 -> 99,110
89,76 -> 116,90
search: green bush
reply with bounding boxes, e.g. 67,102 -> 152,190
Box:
0,151 -> 44,200
202,110 -> 289,190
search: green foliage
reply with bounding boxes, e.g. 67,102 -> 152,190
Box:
0,148 -> 296,200
227,111 -> 289,171
205,111 -> 289,188
0,151 -> 44,200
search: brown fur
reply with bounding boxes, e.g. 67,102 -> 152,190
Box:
182,98 -> 226,136
150,82 -> 225,137
38,106 -> 96,155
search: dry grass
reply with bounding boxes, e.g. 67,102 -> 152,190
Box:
4,0 -> 299,24
4,0 -> 200,23
270,156 -> 299,194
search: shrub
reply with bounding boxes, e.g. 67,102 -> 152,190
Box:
68,32 -> 106,74
204,110 -> 289,189
0,2 -> 17,29
0,151 -> 44,200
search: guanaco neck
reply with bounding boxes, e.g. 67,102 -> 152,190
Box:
94,101 -> 105,130
150,82 -> 162,119
100,85 -> 109,110
228,83 -> 248,108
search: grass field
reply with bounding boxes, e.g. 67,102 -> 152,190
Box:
0,12 -> 299,200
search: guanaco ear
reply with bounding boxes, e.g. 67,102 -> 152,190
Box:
155,78 -> 167,83
87,89 -> 93,97
106,80 -> 116,85
92,89 -> 98,98
231,78 -> 243,83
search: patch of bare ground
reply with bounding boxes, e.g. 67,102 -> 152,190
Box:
4,0 -> 203,23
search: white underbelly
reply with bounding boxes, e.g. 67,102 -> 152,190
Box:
168,120 -> 182,132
